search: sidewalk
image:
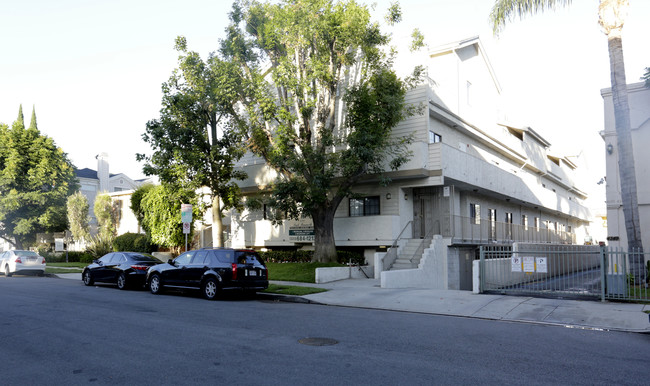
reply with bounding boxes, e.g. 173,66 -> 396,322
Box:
269,279 -> 650,333
55,274 -> 650,333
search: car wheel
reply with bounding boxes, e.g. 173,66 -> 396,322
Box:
202,277 -> 219,300
83,271 -> 94,286
149,274 -> 163,295
117,273 -> 127,290
5,265 -> 12,277
38,271 -> 44,277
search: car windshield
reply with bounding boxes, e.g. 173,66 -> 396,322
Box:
15,251 -> 39,257
129,254 -> 160,263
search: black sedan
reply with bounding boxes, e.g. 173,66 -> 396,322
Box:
146,248 -> 268,300
82,252 -> 162,290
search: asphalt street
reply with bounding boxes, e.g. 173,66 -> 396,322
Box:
0,275 -> 648,385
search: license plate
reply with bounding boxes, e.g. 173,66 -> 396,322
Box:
248,270 -> 257,276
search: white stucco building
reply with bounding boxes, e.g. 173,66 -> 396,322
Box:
601,81 -> 650,251
212,37 -> 592,290
76,152 -> 153,236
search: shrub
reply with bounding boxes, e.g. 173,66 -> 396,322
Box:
113,232 -> 153,253
86,234 -> 115,259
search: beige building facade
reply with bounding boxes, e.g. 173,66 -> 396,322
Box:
601,81 -> 650,251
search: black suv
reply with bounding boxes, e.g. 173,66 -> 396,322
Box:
145,248 -> 268,300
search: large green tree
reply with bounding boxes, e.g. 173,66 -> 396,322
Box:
221,0 -> 422,262
136,184 -> 202,253
0,106 -> 78,249
93,193 -> 117,240
66,191 -> 90,243
490,0 -> 644,277
138,37 -> 248,248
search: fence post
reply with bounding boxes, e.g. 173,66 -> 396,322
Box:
600,245 -> 606,302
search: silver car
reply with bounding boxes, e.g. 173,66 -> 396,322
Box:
0,250 -> 47,277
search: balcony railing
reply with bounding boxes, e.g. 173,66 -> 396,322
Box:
451,215 -> 576,245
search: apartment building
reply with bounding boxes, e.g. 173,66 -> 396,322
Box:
223,37 -> 591,289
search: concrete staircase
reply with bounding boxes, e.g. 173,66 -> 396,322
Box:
389,238 -> 431,270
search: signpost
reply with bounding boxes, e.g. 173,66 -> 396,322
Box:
181,204 -> 192,251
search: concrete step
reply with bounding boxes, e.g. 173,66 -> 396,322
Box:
390,263 -> 417,270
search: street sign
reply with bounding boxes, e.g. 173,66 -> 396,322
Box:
181,204 -> 192,223
182,222 -> 191,234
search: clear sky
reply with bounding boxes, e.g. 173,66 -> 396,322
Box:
1,0 -> 648,206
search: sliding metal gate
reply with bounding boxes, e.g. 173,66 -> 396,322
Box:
479,245 -> 650,302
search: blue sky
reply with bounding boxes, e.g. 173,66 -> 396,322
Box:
1,0 -> 648,205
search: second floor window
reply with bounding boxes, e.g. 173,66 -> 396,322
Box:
470,203 -> 480,224
429,131 -> 442,144
349,196 -> 380,217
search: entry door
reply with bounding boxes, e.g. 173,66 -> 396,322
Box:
413,188 -> 443,239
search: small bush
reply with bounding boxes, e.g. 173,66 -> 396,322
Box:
113,232 -> 153,253
86,234 -> 115,259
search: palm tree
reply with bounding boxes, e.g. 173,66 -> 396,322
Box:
490,0 -> 644,279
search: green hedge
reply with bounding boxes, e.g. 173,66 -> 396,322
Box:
259,250 -> 364,265
112,233 -> 154,253
41,251 -> 94,264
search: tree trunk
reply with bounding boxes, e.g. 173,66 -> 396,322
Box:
312,207 -> 337,263
212,196 -> 224,248
605,30 -> 644,280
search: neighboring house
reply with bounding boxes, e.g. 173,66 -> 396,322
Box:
220,36 -> 592,290
601,81 -> 650,251
76,152 -> 152,236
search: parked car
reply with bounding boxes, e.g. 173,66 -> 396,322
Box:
0,250 -> 46,277
146,248 -> 269,300
82,252 -> 162,290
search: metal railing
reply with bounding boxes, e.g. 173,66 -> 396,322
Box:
478,245 -> 650,302
382,221 -> 413,271
453,215 -> 575,245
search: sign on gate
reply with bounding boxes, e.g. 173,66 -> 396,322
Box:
511,256 -> 522,272
535,257 -> 548,273
523,256 -> 535,273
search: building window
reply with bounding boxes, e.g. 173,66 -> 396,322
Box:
534,217 -> 540,231
429,131 -> 442,144
349,196 -> 380,217
522,215 -> 528,231
505,212 -> 513,239
470,203 -> 480,225
488,209 -> 497,240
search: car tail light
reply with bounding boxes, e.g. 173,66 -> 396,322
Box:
41,257 -> 46,264
231,263 -> 238,280
15,257 -> 22,264
131,265 -> 149,271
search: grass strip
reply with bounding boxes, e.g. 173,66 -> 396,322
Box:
262,284 -> 328,296
47,262 -> 88,268
266,262 -> 344,283
46,268 -> 83,274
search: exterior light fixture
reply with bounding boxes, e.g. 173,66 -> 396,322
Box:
386,193 -> 391,200
606,144 -> 613,155
404,193 -> 408,201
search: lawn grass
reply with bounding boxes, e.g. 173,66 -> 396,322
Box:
46,267 -> 84,274
262,284 -> 328,296
266,262 -> 344,283
47,262 -> 88,268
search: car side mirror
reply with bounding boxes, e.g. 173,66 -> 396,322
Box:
168,259 -> 175,266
